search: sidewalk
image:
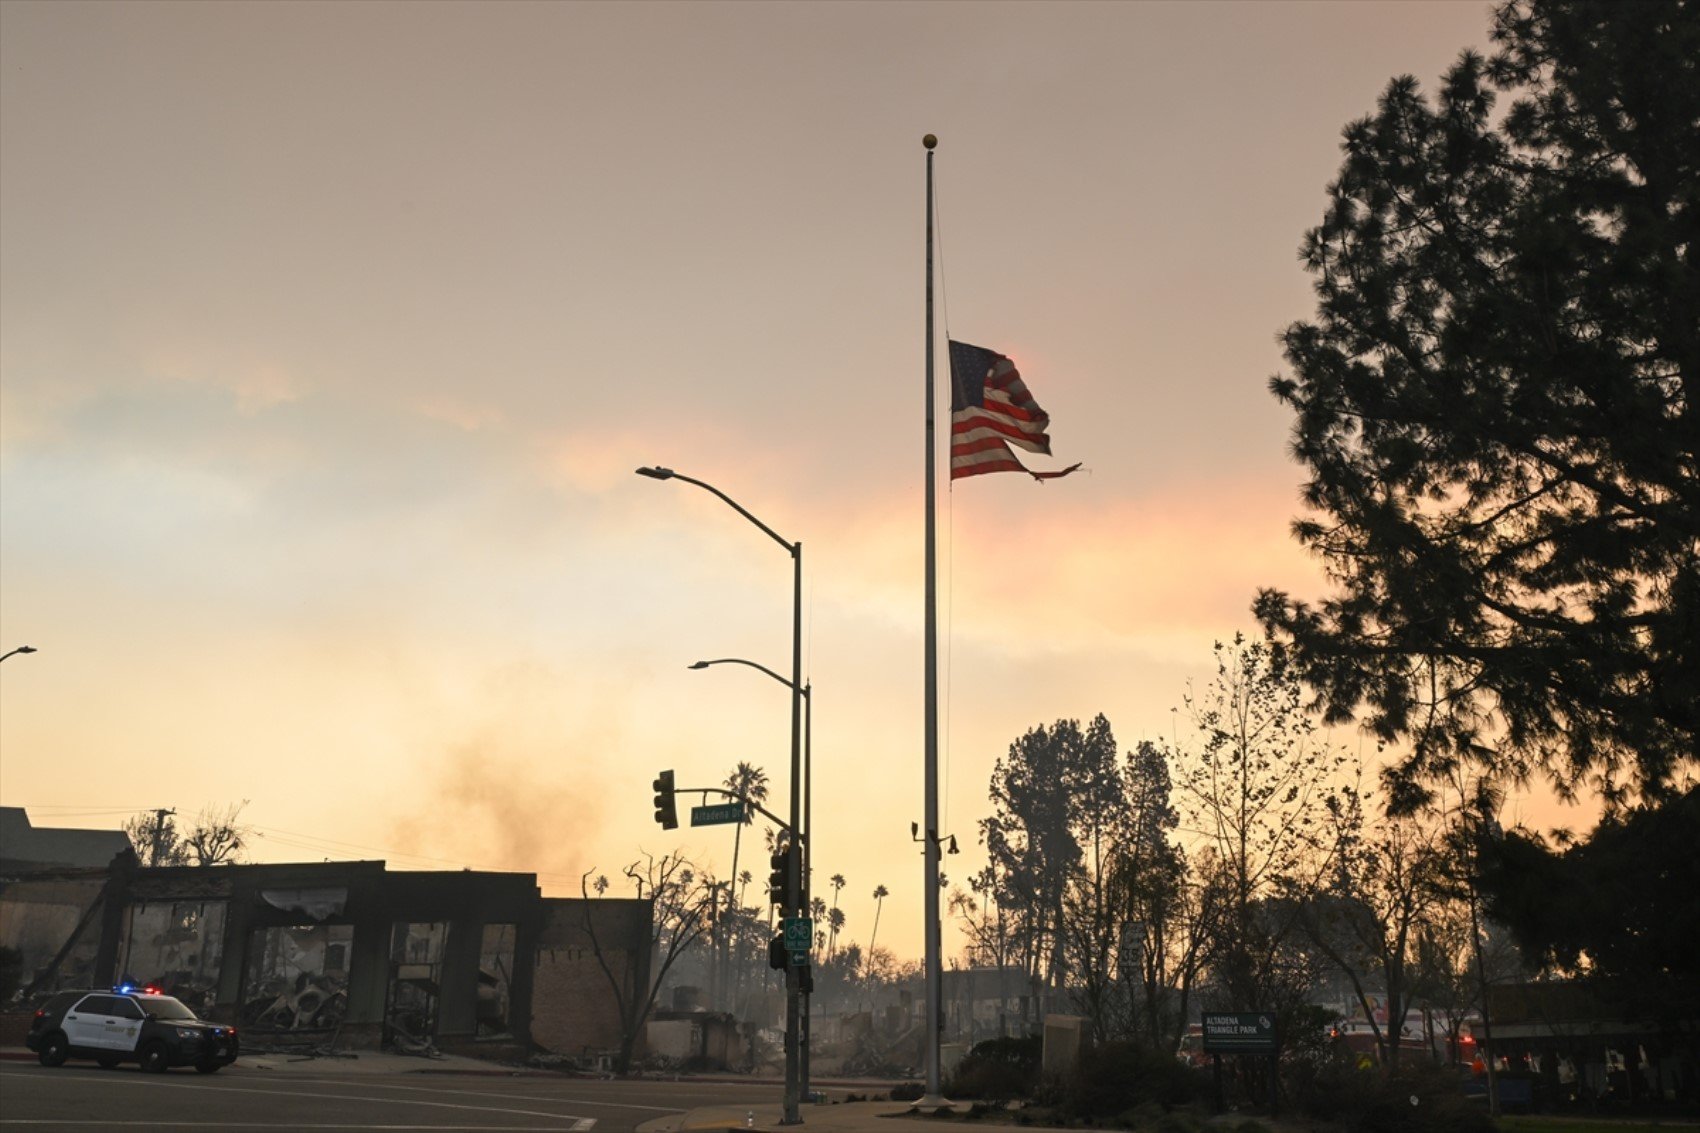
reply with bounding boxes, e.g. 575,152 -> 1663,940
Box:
635,1099 -> 1061,1133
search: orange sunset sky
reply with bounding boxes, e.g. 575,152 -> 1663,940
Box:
0,0 -> 1599,962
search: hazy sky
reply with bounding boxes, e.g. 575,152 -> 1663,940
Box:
0,0 -> 1582,961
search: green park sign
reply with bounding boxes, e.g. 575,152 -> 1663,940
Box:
1201,1012 -> 1278,1054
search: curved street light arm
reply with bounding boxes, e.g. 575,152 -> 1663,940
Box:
689,657 -> 803,693
636,467 -> 796,556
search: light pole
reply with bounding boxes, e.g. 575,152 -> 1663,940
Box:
691,658 -> 813,1103
0,646 -> 39,663
638,466 -> 805,1124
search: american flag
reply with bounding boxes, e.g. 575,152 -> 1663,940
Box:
948,340 -> 1079,481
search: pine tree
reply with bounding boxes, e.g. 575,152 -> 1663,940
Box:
1257,0 -> 1699,807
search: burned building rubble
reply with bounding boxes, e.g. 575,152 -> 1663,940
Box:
1,849 -> 648,1063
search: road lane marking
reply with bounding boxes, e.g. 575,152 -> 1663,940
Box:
0,1115 -> 595,1122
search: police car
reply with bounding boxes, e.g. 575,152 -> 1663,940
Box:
26,986 -> 240,1073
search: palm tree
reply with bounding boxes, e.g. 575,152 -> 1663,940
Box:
827,873 -> 847,959
719,763 -> 767,1014
723,762 -> 769,912
808,896 -> 830,978
828,906 -> 846,960
867,884 -> 890,962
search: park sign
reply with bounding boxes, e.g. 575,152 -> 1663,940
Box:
1201,1012 -> 1278,1054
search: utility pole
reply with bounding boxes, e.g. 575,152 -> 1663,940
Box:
146,808 -> 175,867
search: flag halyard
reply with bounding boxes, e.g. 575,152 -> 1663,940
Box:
948,340 -> 1079,481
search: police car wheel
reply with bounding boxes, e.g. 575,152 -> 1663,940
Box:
139,1042 -> 171,1073
37,1032 -> 69,1067
96,1055 -> 122,1069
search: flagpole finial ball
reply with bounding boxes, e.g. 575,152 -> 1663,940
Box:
923,134 -> 937,150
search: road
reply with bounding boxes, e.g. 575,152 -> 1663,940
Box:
0,1063 -> 780,1131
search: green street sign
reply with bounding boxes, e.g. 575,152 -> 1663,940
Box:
690,802 -> 746,827
1201,1012 -> 1278,1054
783,916 -> 813,953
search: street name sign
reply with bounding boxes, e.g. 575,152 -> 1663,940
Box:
690,802 -> 746,827
1201,1012 -> 1278,1054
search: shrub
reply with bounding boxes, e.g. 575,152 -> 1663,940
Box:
1116,1102 -> 1165,1128
1152,1114 -> 1200,1133
1292,1062 -> 1494,1133
946,1035 -> 1044,1102
888,1081 -> 924,1102
1065,1041 -> 1202,1119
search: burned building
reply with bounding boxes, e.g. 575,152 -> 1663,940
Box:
2,848 -> 650,1063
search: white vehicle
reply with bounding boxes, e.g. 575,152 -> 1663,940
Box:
27,986 -> 240,1073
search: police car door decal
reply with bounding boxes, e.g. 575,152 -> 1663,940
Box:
111,998 -> 144,1051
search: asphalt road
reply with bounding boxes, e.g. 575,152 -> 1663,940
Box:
0,1063 -> 781,1131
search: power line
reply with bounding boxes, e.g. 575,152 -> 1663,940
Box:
11,806 -> 157,817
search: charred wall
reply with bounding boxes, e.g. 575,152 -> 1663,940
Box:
531,897 -> 653,1063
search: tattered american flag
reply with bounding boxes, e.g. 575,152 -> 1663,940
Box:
947,340 -> 1079,481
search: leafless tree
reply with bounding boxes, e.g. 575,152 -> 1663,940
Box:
181,802 -> 251,866
580,852 -> 713,1074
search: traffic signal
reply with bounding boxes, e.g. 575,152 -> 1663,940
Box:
652,770 -> 678,830
768,848 -> 790,908
771,843 -> 795,905
797,963 -> 813,995
768,934 -> 787,970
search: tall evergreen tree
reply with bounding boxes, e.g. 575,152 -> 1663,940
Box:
1256,0 -> 1699,807
982,716 -> 1120,990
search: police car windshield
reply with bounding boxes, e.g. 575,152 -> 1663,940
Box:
135,995 -> 196,1021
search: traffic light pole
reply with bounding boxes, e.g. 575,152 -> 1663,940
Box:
634,466 -> 804,1124
656,781 -> 794,835
783,543 -> 804,1124
656,774 -> 811,1113
689,662 -> 814,1107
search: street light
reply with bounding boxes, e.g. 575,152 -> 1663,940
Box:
691,657 -> 814,1103
639,466 -> 806,1125
0,646 -> 39,663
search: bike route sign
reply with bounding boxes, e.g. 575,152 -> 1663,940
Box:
783,916 -> 813,953
1201,1012 -> 1278,1054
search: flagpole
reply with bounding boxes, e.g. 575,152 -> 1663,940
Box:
920,131 -> 947,1111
